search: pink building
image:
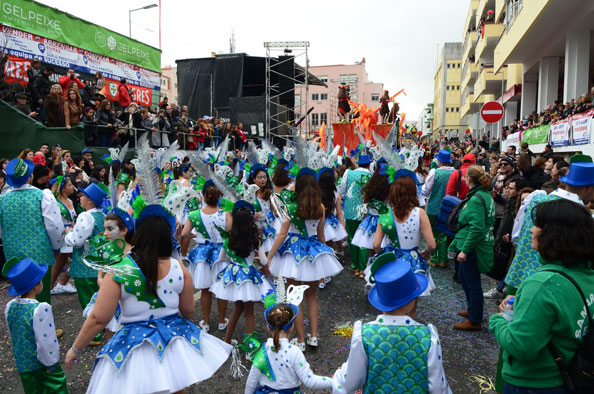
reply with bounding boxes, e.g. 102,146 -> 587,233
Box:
296,60 -> 384,129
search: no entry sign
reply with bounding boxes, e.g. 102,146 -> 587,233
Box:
481,101 -> 504,123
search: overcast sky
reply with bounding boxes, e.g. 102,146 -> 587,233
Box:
38,0 -> 469,120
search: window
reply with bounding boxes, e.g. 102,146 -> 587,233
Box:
446,85 -> 450,91
311,113 -> 319,126
174,83 -> 178,88
320,93 -> 328,100
339,74 -> 358,84
295,94 -> 301,107
456,107 -> 460,112
446,107 -> 449,112
312,93 -> 319,101
371,93 -> 379,101
447,63 -> 451,69
319,75 -> 328,83
320,112 -> 327,125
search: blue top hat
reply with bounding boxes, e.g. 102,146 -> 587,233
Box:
5,158 -> 34,187
80,183 -> 108,207
357,154 -> 372,166
560,162 -> 594,187
2,257 -> 48,297
368,253 -> 428,312
435,149 -> 452,164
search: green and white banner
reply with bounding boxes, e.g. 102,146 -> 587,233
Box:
0,0 -> 161,72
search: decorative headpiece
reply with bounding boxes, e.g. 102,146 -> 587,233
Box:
101,142 -> 129,165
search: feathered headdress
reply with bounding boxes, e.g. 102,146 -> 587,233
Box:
373,130 -> 421,183
101,142 -> 129,165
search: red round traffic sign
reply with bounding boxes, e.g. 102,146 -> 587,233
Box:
481,101 -> 504,123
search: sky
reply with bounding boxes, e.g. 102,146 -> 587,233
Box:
38,0 -> 469,120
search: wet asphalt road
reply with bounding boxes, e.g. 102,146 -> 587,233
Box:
0,253 -> 500,394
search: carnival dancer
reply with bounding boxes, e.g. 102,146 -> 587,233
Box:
372,174 -> 436,295
337,84 -> 351,122
65,214 -> 232,393
338,154 -> 372,278
64,183 -> 108,312
180,180 -> 230,333
270,158 -> 293,233
49,175 -> 78,295
332,252 -> 452,394
379,90 -> 390,123
248,162 -> 276,253
422,149 -> 455,268
243,283 -> 332,393
210,199 -> 272,343
268,169 -> 343,350
352,164 -> 390,256
318,167 -> 347,289
0,158 -> 64,305
3,257 -> 68,394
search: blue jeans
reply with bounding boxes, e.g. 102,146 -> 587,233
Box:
503,383 -> 568,394
457,251 -> 483,324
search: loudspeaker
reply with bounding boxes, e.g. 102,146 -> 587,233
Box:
278,56 -> 295,121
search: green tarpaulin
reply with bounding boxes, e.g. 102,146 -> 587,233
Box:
521,124 -> 549,145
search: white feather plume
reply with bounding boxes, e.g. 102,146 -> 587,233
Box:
134,133 -> 163,205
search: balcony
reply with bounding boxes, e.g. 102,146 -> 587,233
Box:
462,30 -> 477,62
475,22 -> 505,61
495,0 -> 506,22
474,65 -> 507,99
461,61 -> 479,92
463,0 -> 480,33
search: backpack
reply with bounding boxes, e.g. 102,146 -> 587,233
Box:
433,169 -> 462,237
446,191 -> 486,236
547,270 -> 594,394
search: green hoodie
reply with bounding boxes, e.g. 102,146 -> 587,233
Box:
489,257 -> 594,388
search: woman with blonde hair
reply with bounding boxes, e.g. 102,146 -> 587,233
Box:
449,165 -> 495,331
64,87 -> 83,129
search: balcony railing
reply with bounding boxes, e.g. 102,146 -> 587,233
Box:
505,0 -> 523,31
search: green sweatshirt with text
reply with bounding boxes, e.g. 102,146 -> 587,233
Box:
489,258 -> 594,388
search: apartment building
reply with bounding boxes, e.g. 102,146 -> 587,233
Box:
433,42 -> 466,139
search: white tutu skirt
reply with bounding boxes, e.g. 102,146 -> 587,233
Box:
352,214 -> 379,249
190,260 -> 228,290
83,292 -> 121,332
261,234 -> 275,253
269,235 -> 343,282
324,214 -> 347,242
87,334 -> 231,393
209,263 -> 272,302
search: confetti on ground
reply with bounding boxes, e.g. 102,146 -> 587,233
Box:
469,375 -> 496,393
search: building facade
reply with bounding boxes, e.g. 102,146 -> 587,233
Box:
295,60 -> 384,129
160,65 -> 178,104
418,103 -> 434,138
433,42 -> 466,139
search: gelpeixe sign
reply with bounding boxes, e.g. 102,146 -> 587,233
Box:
0,0 -> 161,72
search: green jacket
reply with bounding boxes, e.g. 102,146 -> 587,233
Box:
489,258 -> 594,388
448,186 -> 495,273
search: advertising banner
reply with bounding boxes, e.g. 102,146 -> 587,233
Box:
2,55 -> 153,107
550,118 -> 570,147
506,131 -> 520,144
0,0 -> 160,72
571,109 -> 593,146
521,124 -> 549,145
1,25 -> 160,90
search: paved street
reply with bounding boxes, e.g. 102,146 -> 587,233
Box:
0,256 -> 500,394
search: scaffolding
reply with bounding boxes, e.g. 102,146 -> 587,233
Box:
264,41 -> 309,141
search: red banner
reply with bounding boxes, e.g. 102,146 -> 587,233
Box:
102,78 -> 153,108
332,123 -> 393,151
2,56 -> 32,85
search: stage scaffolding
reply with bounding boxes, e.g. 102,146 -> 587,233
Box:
264,41 -> 310,141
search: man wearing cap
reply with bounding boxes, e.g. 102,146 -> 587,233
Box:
0,158 -> 64,304
12,93 -> 38,118
506,161 -> 594,296
338,154 -> 372,277
81,148 -> 94,177
422,149 -> 455,268
63,183 -> 107,312
332,252 -> 452,394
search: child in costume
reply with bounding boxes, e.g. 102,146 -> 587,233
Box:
64,183 -> 108,311
181,180 -> 230,332
268,169 -> 343,350
243,283 -> 333,394
209,200 -> 272,343
65,134 -> 231,393
352,165 -> 390,256
4,257 -> 68,394
248,163 -> 277,253
318,167 -> 347,289
333,252 -> 452,394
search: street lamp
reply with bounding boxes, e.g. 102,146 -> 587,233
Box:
129,4 -> 158,38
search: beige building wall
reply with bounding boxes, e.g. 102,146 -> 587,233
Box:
433,42 -> 465,139
161,66 -> 178,104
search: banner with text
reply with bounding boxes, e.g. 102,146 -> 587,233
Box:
550,118 -> 570,147
2,56 -> 153,107
506,131 -> 520,144
571,109 -> 593,146
521,124 -> 549,145
0,0 -> 160,71
0,26 -> 160,90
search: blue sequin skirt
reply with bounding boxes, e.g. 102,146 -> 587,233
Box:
352,214 -> 379,249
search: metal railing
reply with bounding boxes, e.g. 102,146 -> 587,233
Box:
505,0 -> 523,31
